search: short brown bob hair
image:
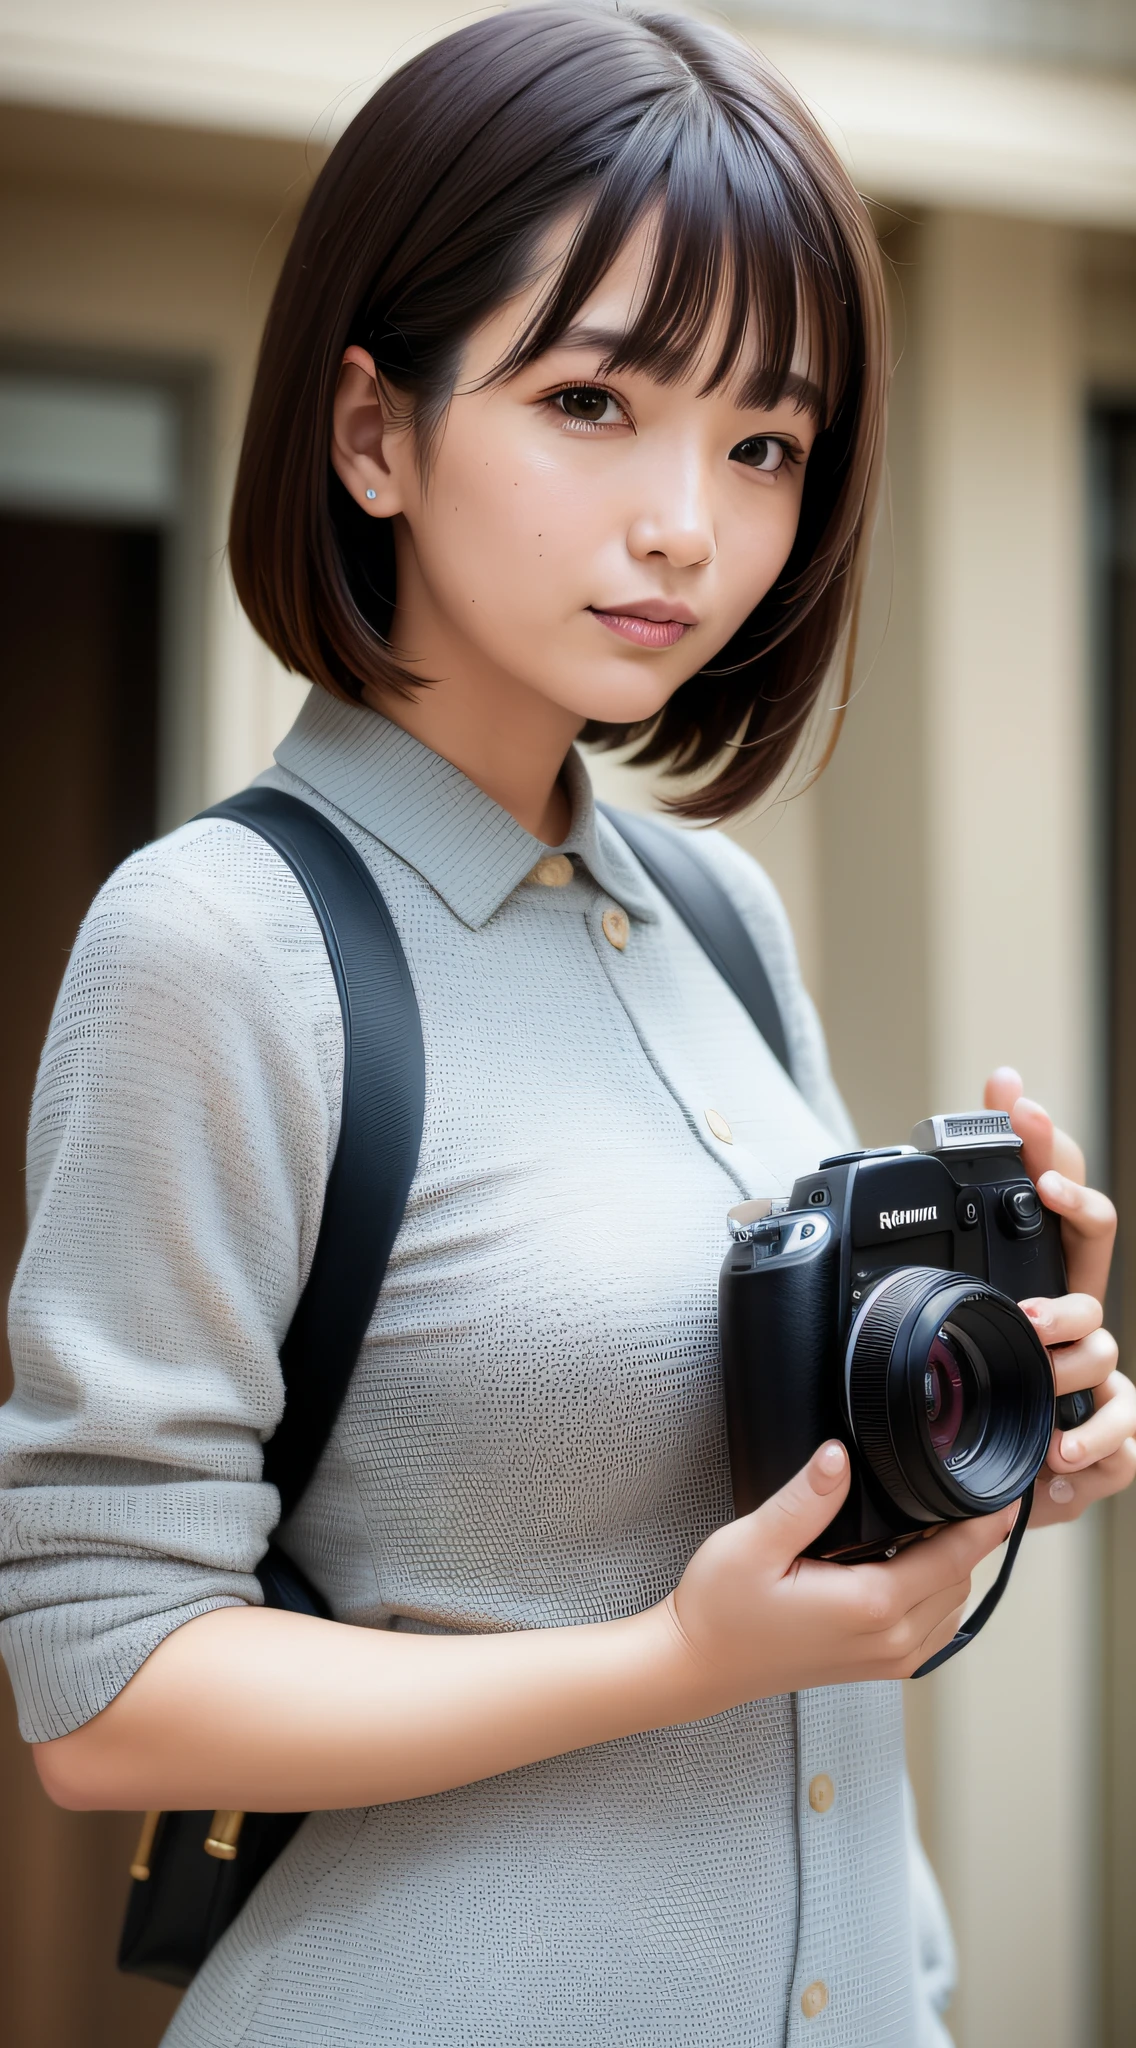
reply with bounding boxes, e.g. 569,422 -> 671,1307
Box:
230,2 -> 888,822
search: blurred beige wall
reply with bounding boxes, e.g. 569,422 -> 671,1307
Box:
2,10 -> 1136,2047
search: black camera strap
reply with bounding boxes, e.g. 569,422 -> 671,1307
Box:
911,1480 -> 1035,1679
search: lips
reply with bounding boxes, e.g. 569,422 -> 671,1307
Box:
588,600 -> 697,649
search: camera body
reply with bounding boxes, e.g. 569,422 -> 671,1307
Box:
720,1110 -> 1086,1560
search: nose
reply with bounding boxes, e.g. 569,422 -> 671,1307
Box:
626,448 -> 716,569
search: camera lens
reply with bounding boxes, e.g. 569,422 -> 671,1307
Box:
845,1270 -> 1054,1522
924,1331 -> 967,1458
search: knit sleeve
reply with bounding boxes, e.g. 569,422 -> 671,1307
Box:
0,820 -> 342,1742
685,828 -> 858,1149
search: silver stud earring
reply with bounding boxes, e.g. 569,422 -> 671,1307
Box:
365,488 -> 377,500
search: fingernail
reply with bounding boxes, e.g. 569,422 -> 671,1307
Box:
1038,1170 -> 1066,1200
1049,1475 -> 1076,1504
1023,1302 -> 1053,1333
1062,1435 -> 1083,1464
811,1442 -> 847,1492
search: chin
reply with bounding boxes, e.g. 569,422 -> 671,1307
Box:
548,669 -> 685,729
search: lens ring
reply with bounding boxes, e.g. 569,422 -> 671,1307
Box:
845,1269 -> 1054,1522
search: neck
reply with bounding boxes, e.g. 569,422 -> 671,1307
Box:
362,542 -> 581,843
369,675 -> 577,844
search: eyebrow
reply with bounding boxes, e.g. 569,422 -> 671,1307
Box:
547,324 -> 826,422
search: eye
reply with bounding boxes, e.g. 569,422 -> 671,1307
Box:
730,435 -> 792,473
552,386 -> 628,428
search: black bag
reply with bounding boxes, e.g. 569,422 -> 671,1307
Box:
117,791 -> 789,1986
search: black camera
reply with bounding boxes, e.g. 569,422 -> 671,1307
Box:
720,1110 -> 1093,1561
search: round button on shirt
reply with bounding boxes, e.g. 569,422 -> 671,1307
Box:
0,690 -> 954,2047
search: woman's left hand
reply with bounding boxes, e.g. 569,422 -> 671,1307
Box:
984,1067 -> 1136,1527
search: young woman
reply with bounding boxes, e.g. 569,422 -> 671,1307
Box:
2,8 -> 1132,2044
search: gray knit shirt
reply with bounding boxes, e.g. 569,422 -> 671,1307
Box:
0,691 -> 953,2046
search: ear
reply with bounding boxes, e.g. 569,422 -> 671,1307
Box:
330,346 -> 408,517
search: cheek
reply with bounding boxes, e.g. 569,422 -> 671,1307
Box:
719,483 -> 804,618
418,431 -> 593,603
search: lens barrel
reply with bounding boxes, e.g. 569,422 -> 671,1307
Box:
845,1268 -> 1054,1522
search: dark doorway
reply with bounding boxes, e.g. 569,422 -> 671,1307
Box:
1,515 -> 161,1342
1099,406 -> 1136,2048
0,511 -> 181,2044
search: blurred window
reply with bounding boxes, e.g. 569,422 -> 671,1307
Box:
0,373 -> 179,524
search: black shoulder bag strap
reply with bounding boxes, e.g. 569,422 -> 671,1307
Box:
598,804 -> 792,1077
214,789 -> 427,1532
118,786 -> 425,1987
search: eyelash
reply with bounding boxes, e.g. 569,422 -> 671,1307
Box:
544,383 -> 801,473
546,383 -> 628,432
732,436 -> 802,476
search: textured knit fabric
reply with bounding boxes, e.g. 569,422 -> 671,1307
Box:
0,690 -> 953,2046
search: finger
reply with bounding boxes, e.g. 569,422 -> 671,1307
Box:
1010,1096 -> 1085,1185
877,1577 -> 973,1669
984,1068 -> 1024,1117
1052,1372 -> 1136,1471
750,1441 -> 851,1571
847,1505 -> 1017,1631
983,1072 -> 1086,1186
1036,1438 -> 1136,1520
907,1601 -> 973,1672
1019,1293 -> 1104,1350
1044,1328 -> 1119,1397
1036,1172 -> 1116,1242
1035,1172 -> 1117,1301
993,1082 -> 1058,1183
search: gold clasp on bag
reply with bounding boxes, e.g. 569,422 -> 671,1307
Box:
127,1806 -> 247,1878
203,1810 -> 246,1861
129,1810 -> 162,1882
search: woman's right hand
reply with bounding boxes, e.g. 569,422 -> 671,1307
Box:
664,1441 -> 1018,1711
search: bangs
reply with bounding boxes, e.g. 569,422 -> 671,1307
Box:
488,89 -> 853,427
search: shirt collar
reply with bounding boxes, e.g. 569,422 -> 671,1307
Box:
273,689 -> 657,930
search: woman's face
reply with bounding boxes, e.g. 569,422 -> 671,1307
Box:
333,216 -> 819,732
